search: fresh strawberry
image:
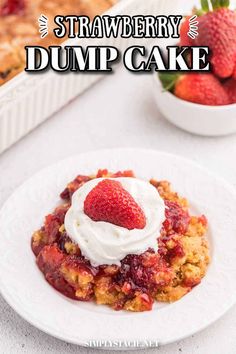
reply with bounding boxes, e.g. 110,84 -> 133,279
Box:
0,0 -> 25,15
224,78 -> 236,103
84,179 -> 146,230
233,63 -> 236,80
180,16 -> 193,47
174,73 -> 229,106
195,1 -> 236,78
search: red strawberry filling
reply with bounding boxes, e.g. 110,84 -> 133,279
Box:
31,170 -> 210,312
164,201 -> 190,234
0,0 -> 25,16
84,179 -> 146,230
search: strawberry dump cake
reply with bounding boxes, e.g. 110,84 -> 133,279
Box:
0,0 -> 116,86
31,170 -> 210,312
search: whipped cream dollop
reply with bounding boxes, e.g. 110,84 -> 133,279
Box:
64,177 -> 166,266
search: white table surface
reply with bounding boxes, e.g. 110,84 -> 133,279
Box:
1,65 -> 236,354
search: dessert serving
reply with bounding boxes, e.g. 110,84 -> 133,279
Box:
31,169 -> 210,312
158,0 -> 236,106
0,0 -> 116,86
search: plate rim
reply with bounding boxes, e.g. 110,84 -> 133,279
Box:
1,147 -> 236,349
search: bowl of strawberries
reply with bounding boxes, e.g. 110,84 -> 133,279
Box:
153,0 -> 236,136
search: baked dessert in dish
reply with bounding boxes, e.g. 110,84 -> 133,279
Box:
0,0 -> 116,86
31,169 -> 210,312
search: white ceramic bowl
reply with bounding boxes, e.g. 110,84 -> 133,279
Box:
153,73 -> 236,136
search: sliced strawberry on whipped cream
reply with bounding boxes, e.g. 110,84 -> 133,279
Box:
64,177 -> 166,266
84,179 -> 146,230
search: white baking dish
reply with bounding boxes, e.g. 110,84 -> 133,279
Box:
0,0 -> 180,154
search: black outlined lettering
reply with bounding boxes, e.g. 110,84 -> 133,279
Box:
25,46 -> 49,71
169,16 -> 182,38
123,46 -> 146,72
53,16 -> 66,38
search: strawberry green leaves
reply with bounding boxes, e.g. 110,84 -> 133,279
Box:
201,0 -> 230,12
158,73 -> 180,92
201,0 -> 210,12
219,0 -> 230,7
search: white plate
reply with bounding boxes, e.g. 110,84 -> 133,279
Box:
0,148 -> 236,349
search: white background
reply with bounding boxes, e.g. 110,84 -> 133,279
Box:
1,0 -> 236,351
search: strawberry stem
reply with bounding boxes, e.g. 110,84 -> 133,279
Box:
200,0 -> 229,13
210,0 -> 221,9
219,0 -> 230,7
201,0 -> 210,12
